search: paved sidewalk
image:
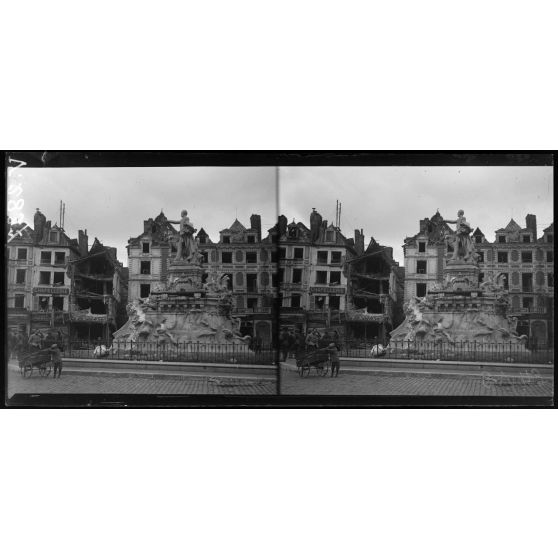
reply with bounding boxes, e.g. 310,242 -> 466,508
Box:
280,361 -> 553,397
6,363 -> 277,398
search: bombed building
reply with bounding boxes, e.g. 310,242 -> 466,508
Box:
344,235 -> 405,345
67,237 -> 127,344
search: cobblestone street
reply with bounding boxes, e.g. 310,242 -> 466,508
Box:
280,362 -> 553,397
6,365 -> 277,398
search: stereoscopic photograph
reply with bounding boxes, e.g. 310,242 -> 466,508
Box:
6,161 -> 279,399
277,165 -> 554,400
4,153 -> 555,405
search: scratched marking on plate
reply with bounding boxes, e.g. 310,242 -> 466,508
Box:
482,369 -> 544,387
7,157 -> 29,242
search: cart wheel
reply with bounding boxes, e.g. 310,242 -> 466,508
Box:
316,364 -> 329,377
44,365 -> 52,378
39,365 -> 46,377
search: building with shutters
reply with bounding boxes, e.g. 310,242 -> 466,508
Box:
205,215 -> 278,345
403,212 -> 554,346
277,209 -> 353,334
127,212 -> 178,302
473,216 -> 554,346
403,210 -> 454,302
7,209 -> 85,337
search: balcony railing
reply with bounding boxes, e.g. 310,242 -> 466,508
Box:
508,306 -> 549,315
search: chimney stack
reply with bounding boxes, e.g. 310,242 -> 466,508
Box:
525,214 -> 537,239
250,214 -> 262,241
78,229 -> 89,257
354,229 -> 365,254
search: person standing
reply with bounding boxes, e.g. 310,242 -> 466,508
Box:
49,343 -> 63,378
328,342 -> 341,377
279,329 -> 290,362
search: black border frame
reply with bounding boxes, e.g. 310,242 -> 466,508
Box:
3,150 -> 555,408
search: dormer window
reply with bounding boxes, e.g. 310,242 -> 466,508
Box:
247,235 -> 255,244
547,234 -> 553,243
326,230 -> 334,242
498,235 -> 506,243
142,242 -> 150,253
198,237 -> 206,245
418,242 -> 426,253
49,231 -> 59,242
288,227 -> 298,238
522,235 -> 531,243
222,236 -> 231,244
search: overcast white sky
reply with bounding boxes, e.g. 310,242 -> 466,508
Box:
280,166 -> 554,263
8,165 -> 553,267
9,167 -> 278,265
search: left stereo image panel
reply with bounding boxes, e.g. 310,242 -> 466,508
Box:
5,156 -> 280,402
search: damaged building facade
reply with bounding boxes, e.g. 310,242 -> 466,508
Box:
403,211 -> 554,347
66,238 -> 128,345
344,234 -> 405,345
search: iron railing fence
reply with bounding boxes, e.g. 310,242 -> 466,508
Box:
342,340 -> 554,364
65,341 -> 277,365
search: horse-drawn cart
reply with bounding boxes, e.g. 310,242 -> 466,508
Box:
295,348 -> 331,377
18,349 -> 52,378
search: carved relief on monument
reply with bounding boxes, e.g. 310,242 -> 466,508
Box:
511,271 -> 520,286
211,250 -> 217,262
511,250 -> 519,262
260,248 -> 268,262
235,250 -> 244,263
260,271 -> 269,286
235,272 -> 244,287
536,271 -> 545,286
535,247 -> 544,262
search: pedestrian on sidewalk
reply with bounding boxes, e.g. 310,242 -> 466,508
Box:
328,342 -> 340,377
49,343 -> 63,378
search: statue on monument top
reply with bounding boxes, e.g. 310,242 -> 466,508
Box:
167,210 -> 200,263
443,209 -> 477,263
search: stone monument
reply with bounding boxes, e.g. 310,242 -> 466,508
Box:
112,210 -> 251,356
389,210 -> 528,358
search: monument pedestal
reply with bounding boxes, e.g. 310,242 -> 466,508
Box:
166,261 -> 205,293
443,261 -> 479,290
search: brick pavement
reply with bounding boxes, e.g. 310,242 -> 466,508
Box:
280,362 -> 554,397
6,365 -> 277,398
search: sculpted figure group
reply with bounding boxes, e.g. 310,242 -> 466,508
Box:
443,210 -> 477,263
